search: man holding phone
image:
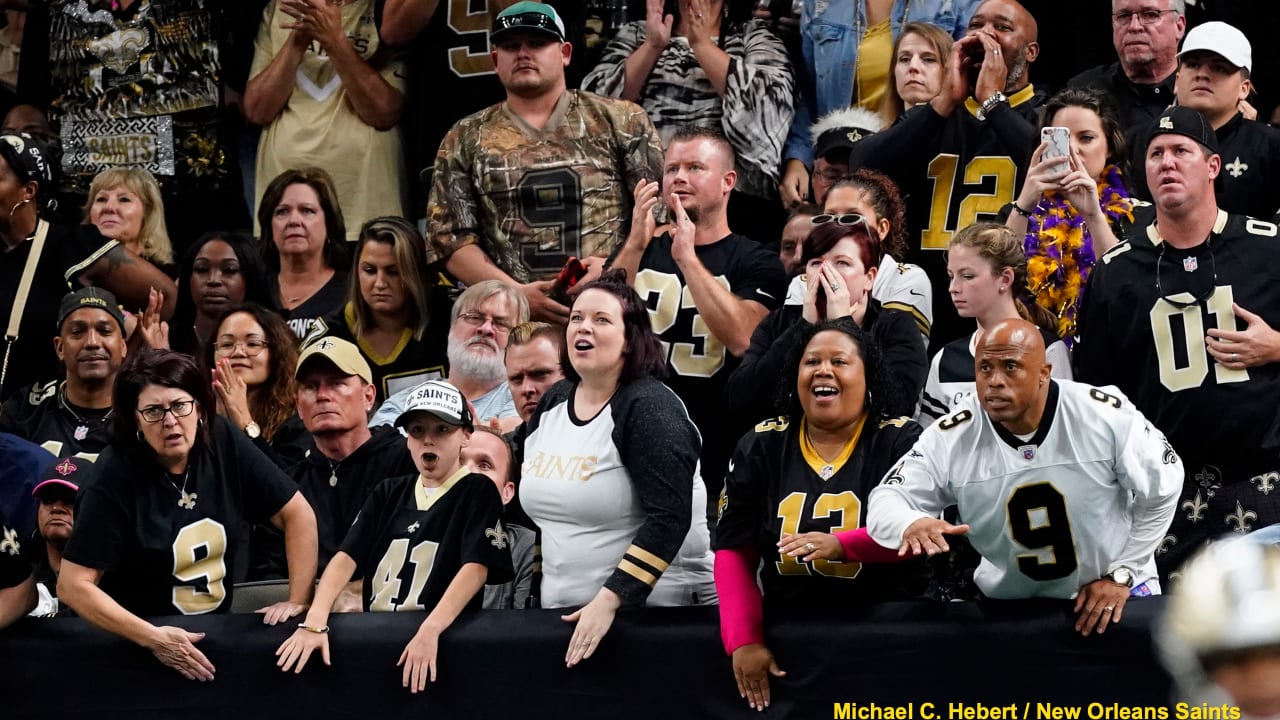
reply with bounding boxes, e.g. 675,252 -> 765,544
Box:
610,127 -> 787,516
849,0 -> 1043,351
426,2 -> 665,323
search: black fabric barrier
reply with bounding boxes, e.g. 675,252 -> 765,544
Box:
0,600 -> 1174,719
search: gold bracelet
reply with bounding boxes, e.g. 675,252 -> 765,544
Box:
297,623 -> 329,634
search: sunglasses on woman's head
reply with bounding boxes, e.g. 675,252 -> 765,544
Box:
810,213 -> 869,228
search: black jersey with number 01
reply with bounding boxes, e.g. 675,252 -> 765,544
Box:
62,417 -> 298,617
1076,208 -> 1280,471
341,469 -> 513,612
627,232 -> 787,488
714,415 -> 927,610
0,381 -> 111,461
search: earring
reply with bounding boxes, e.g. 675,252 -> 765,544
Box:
8,198 -> 30,222
866,390 -> 874,407
136,430 -> 144,442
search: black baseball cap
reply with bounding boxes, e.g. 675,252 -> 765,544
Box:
1148,106 -> 1219,156
57,287 -> 126,333
32,457 -> 85,500
490,1 -> 565,43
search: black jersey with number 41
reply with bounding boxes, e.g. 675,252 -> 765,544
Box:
341,469 -> 513,612
714,416 -> 926,610
1076,208 -> 1280,469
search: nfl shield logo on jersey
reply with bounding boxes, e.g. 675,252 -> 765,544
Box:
1020,445 -> 1036,461
1182,256 -> 1198,272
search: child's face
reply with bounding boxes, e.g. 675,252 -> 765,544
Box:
404,413 -> 469,480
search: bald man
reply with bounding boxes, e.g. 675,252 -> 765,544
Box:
867,319 -> 1183,636
851,0 -> 1045,351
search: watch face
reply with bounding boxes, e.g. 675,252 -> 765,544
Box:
1112,568 -> 1133,586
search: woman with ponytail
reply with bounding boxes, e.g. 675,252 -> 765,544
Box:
916,223 -> 1071,425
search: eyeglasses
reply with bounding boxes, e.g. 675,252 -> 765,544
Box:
810,213 -> 870,228
213,338 -> 269,357
1155,239 -> 1217,309
813,170 -> 847,184
1111,9 -> 1176,27
458,312 -> 514,336
137,399 -> 197,423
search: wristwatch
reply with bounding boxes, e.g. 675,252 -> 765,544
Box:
1105,567 -> 1134,588
976,91 -> 1008,121
243,421 -> 262,440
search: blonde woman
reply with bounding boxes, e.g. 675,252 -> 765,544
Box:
304,217 -> 448,404
84,167 -> 174,268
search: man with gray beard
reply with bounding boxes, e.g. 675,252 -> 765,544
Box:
370,281 -> 530,432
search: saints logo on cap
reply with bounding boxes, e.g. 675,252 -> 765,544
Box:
1160,117 -> 1173,130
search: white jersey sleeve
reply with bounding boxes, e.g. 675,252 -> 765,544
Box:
873,254 -> 932,343
867,419 -> 961,548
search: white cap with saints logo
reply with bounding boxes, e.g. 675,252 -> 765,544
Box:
395,379 -> 475,430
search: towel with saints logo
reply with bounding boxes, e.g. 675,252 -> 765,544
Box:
339,468 -> 513,612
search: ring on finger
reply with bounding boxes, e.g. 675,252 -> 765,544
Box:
805,542 -> 817,553
1103,606 -> 1114,613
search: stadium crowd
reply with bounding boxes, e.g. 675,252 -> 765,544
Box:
1,0 -> 1280,711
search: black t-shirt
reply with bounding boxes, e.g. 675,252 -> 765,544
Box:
304,302 -> 449,405
0,381 -> 111,460
0,223 -> 116,401
63,417 -> 298,617
271,272 -> 349,340
1067,63 -> 1175,135
291,425 -> 416,572
341,469 -> 513,612
1076,208 -> 1280,475
714,415 -> 928,609
622,232 -> 787,489
0,507 -> 30,590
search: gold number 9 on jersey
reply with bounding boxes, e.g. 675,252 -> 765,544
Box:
1006,483 -> 1078,581
775,491 -> 862,579
171,518 -> 228,615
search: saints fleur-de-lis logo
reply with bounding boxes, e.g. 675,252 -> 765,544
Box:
1226,502 -> 1257,534
1161,439 -> 1177,465
884,461 -> 906,486
178,492 -> 197,510
407,521 -> 420,533
1157,535 -> 1177,555
1194,466 -> 1221,498
1251,472 -> 1278,495
0,527 -> 19,556
1182,491 -> 1208,523
486,521 -> 508,550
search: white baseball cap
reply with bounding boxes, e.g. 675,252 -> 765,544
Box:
395,380 -> 474,430
1178,21 -> 1252,72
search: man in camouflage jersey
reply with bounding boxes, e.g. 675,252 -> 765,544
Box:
426,1 -> 664,322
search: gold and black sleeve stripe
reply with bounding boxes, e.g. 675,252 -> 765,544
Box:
616,544 -> 670,588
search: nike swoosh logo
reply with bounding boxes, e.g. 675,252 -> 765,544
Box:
908,289 -> 925,298
756,289 -> 776,300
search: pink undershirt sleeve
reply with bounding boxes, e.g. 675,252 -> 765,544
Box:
713,547 -> 764,656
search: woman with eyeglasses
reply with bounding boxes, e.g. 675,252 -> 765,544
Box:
917,223 -> 1071,425
726,215 -> 927,426
58,349 -> 318,681
203,303 -> 311,469
302,217 -> 449,406
1004,88 -> 1133,343
518,269 -> 716,668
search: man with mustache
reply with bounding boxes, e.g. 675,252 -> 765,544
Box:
371,281 -> 531,432
868,318 -> 1182,636
0,288 -> 127,461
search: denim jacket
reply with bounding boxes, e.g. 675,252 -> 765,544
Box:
784,0 -> 983,166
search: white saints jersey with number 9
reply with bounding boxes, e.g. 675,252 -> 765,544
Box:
867,380 -> 1184,599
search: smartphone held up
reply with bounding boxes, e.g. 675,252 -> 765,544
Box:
1041,126 -> 1071,176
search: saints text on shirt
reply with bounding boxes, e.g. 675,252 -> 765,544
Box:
522,452 -> 598,483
